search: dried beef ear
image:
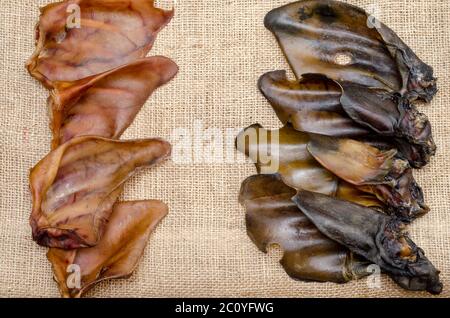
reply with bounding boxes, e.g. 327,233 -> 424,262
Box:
236,123 -> 338,195
307,134 -> 428,220
47,200 -> 168,298
29,136 -> 171,249
258,71 -> 435,168
264,0 -> 437,102
293,190 -> 443,294
49,57 -> 178,148
27,0 -> 173,88
339,82 -> 436,164
258,71 -> 370,137
240,174 -> 371,283
236,123 -> 384,209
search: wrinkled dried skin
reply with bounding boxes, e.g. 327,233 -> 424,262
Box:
240,174 -> 371,283
293,190 -> 443,294
27,0 -> 173,88
47,200 -> 168,298
49,57 -> 178,148
29,136 -> 171,249
264,0 -> 437,102
307,134 -> 428,220
259,70 -> 435,168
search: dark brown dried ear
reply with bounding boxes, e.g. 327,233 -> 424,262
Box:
27,0 -> 174,88
339,82 -> 436,163
48,200 -> 168,298
240,174 -> 371,283
236,123 -> 338,195
264,0 -> 437,102
307,134 -> 428,220
258,71 -> 435,168
30,136 -> 171,249
258,71 -> 370,137
49,57 -> 178,148
236,123 -> 384,209
293,190 -> 443,294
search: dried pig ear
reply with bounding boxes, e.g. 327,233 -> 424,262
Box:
47,200 -> 168,298
307,134 -> 428,220
258,71 -> 370,138
240,174 -> 371,283
293,190 -> 443,294
49,57 -> 178,148
264,0 -> 437,102
30,136 -> 171,249
27,0 -> 174,88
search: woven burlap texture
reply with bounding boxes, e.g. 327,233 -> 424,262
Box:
0,0 -> 449,298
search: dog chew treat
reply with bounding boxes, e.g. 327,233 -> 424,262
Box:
264,0 -> 437,102
258,70 -> 436,168
239,174 -> 372,283
236,123 -> 429,220
293,190 -> 443,294
49,57 -> 178,148
47,200 -> 168,298
307,134 -> 429,221
29,136 -> 171,249
27,0 -> 174,88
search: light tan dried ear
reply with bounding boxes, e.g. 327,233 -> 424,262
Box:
30,136 -> 171,249
307,134 -> 399,186
47,200 -> 168,298
335,181 -> 384,209
49,57 -> 178,148
27,0 -> 174,88
240,174 -> 371,283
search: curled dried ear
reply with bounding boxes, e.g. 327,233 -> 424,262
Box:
293,190 -> 442,294
30,136 -> 171,249
236,124 -> 338,195
240,174 -> 371,283
259,71 -> 370,137
49,57 -> 178,148
27,0 -> 173,88
307,134 -> 400,185
258,71 -> 434,168
236,124 -> 384,208
264,0 -> 436,102
47,200 -> 168,298
339,82 -> 436,164
307,134 -> 428,220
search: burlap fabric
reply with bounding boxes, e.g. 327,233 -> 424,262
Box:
0,0 -> 449,298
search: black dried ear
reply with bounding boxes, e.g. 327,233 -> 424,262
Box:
264,0 -> 437,102
293,190 -> 442,294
